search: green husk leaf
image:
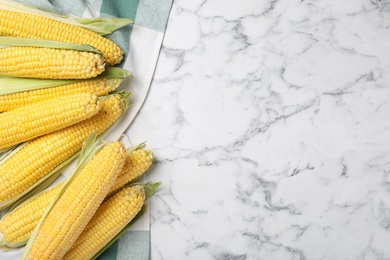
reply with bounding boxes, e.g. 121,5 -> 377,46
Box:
21,133 -> 105,259
144,181 -> 162,199
99,67 -> 132,79
0,0 -> 131,35
75,132 -> 100,167
0,36 -> 102,54
0,67 -> 132,96
0,78 -> 83,95
76,18 -> 133,35
126,142 -> 146,154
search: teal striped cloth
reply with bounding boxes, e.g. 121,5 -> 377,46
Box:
0,0 -> 173,259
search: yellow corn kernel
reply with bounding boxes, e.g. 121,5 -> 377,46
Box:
0,9 -> 123,66
63,185 -> 145,260
0,144 -> 151,247
0,78 -> 123,112
0,46 -> 105,79
0,94 -> 124,208
0,92 -> 100,150
24,142 -> 126,260
0,184 -> 62,247
107,149 -> 154,196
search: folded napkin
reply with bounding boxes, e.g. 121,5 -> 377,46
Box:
0,0 -> 173,259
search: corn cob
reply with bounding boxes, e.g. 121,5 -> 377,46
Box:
0,94 -> 125,209
0,78 -> 123,112
108,149 -> 154,197
0,91 -> 100,150
0,184 -> 62,247
63,185 -> 145,260
0,146 -> 152,247
0,46 -> 105,79
23,141 -> 126,260
0,9 -> 123,65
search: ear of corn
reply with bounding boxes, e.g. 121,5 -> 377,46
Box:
62,185 -> 146,260
0,36 -> 106,79
0,66 -> 132,96
0,91 -> 100,151
0,46 -> 105,79
21,139 -> 127,260
0,8 -> 124,65
0,0 -> 132,35
0,93 -> 127,209
107,147 -> 154,197
0,141 -> 152,248
0,77 -> 123,112
0,183 -> 63,247
90,182 -> 161,260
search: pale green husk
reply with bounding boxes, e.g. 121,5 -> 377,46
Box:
76,18 -> 133,35
0,0 -> 132,35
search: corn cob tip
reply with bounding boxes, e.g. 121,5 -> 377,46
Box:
142,149 -> 154,161
143,149 -> 155,164
146,150 -> 154,157
131,184 -> 145,195
106,78 -> 123,90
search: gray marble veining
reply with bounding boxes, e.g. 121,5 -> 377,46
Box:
128,0 -> 390,259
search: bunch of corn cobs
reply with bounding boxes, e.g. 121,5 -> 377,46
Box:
0,1 -> 158,259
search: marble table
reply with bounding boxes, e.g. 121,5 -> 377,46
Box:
128,0 -> 390,259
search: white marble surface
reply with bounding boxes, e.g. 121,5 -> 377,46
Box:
128,0 -> 390,259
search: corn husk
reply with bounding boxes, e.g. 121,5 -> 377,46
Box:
0,36 -> 102,54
